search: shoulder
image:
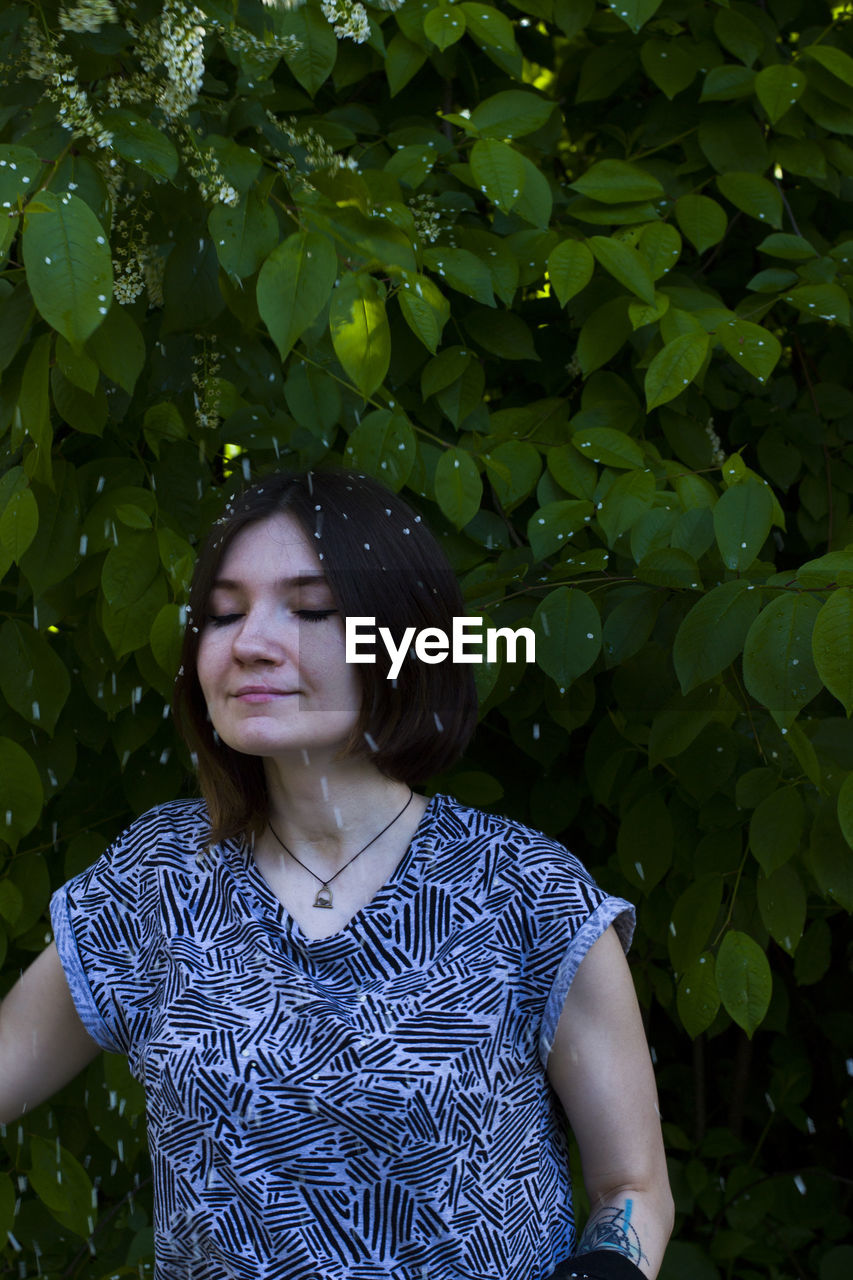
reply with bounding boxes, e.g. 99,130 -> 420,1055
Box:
432,792 -> 597,888
102,798 -> 213,872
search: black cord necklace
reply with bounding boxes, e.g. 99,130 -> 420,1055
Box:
267,789 -> 415,909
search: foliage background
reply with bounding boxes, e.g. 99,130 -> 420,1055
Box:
0,0 -> 852,1275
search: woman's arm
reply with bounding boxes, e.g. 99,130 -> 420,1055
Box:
0,942 -> 102,1124
545,925 -> 674,1279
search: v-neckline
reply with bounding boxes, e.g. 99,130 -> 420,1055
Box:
241,793 -> 441,947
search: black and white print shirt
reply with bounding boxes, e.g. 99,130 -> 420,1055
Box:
50,792 -> 634,1280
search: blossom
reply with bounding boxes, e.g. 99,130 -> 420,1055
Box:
59,0 -> 118,35
321,0 -> 371,44
158,1 -> 207,118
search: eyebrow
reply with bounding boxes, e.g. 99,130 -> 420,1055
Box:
211,573 -> 329,590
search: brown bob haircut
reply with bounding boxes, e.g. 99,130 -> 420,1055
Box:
173,467 -> 479,845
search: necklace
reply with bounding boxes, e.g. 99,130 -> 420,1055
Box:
267,789 -> 415,909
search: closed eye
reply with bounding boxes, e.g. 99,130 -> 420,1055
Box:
297,610 -> 337,623
206,613 -> 243,627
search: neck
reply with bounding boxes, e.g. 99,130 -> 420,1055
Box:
262,755 -> 413,861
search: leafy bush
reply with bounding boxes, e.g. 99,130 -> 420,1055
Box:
0,0 -> 851,1275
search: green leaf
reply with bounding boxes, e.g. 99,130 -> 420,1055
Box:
150,603 -> 184,678
18,330 -> 52,484
209,190 -> 279,279
588,235 -> 656,305
424,4 -> 467,50
839,772 -> 853,850
677,953 -> 720,1038
527,499 -> 594,558
669,876 -> 723,974
569,159 -> 664,204
102,530 -> 160,609
513,154 -> 553,229
716,931 -> 772,1037
645,332 -> 709,411
0,144 -> 39,210
802,43 -> 853,89
386,33 -> 428,95
0,737 -> 43,851
470,90 -> 554,139
547,443 -> 597,500
19,463 -> 81,597
0,485 -> 38,563
257,231 -> 338,360
547,240 -> 594,306
675,194 -> 727,255
464,308 -> 538,360
460,4 -> 519,56
639,222 -> 682,280
434,447 -> 483,527
572,426 -> 643,469
640,38 -> 698,99
344,409 -> 416,491
607,0 -> 662,33
28,1135 -> 96,1239
812,587 -> 853,716
673,579 -> 762,693
796,551 -> 853,588
424,247 -> 494,306
757,232 -> 818,260
714,7 -> 764,68
533,586 -> 601,688
716,318 -> 781,385
485,441 -> 541,509
22,191 -> 113,350
636,546 -> 702,590
330,273 -> 392,398
649,683 -> 718,764
713,479 -> 774,571
757,864 -> 806,955
716,172 -> 783,229
87,304 -> 145,394
398,273 -> 451,352
421,346 -> 472,399
285,362 -> 341,438
470,138 -> 526,212
617,790 -> 672,892
808,800 -> 853,911
750,786 -> 804,875
0,620 -> 70,734
598,468 -> 656,546
755,65 -> 807,124
279,4 -> 338,95
742,593 -> 823,729
101,108 -> 180,180
700,65 -> 756,103
102,575 -> 169,659
783,282 -> 851,325
576,296 -> 632,375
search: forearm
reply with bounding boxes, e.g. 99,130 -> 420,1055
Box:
573,1186 -> 674,1279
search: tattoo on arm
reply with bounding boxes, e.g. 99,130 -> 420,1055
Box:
576,1198 -> 649,1266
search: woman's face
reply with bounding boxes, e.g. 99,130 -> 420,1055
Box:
196,513 -> 363,764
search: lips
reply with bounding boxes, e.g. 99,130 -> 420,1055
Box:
233,686 -> 298,699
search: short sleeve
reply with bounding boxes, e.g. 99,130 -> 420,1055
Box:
49,811 -> 164,1058
512,834 -> 635,1069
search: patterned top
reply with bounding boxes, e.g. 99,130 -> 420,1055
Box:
50,793 -> 634,1280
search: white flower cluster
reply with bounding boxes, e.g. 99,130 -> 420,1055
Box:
321,0 -> 370,44
706,417 -> 726,466
158,0 -> 207,119
408,194 -> 443,244
193,336 -> 222,432
179,123 -> 240,206
24,18 -> 113,146
269,112 -> 360,178
59,0 -> 118,35
218,23 -> 301,69
261,0 -> 308,9
112,200 -> 153,305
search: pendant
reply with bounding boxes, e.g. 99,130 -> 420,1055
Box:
313,885 -> 333,909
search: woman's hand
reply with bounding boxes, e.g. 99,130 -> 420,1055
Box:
545,926 -> 675,1279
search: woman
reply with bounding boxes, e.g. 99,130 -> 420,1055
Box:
0,469 -> 673,1279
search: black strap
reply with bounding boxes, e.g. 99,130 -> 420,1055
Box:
547,1249 -> 646,1280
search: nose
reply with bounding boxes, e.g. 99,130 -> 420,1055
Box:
230,606 -> 293,665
